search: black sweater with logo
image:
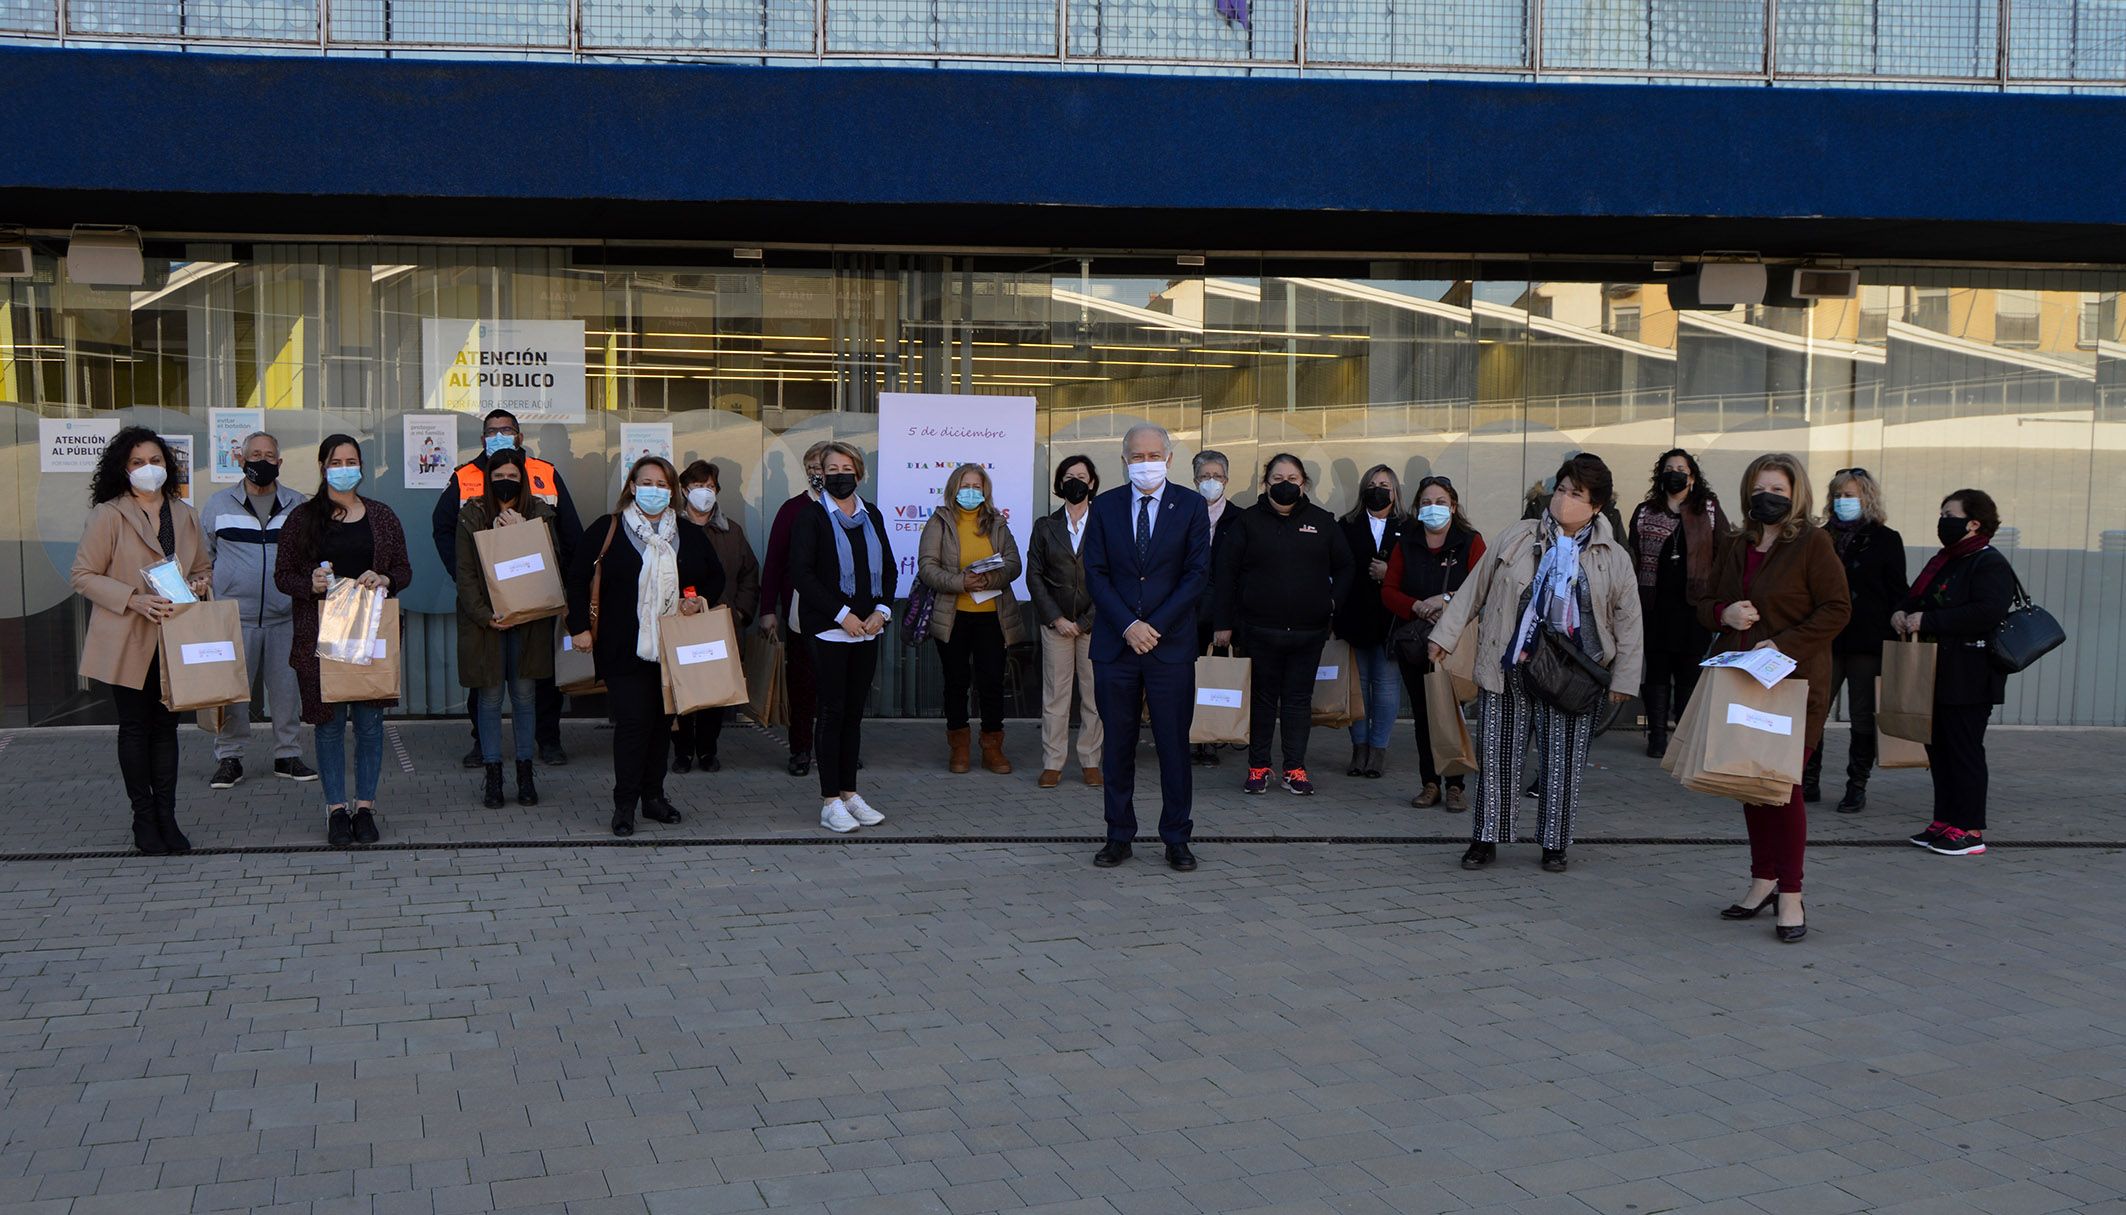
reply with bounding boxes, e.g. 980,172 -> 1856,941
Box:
1213,498 -> 1355,634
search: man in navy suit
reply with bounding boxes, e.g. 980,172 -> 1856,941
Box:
1082,423 -> 1213,871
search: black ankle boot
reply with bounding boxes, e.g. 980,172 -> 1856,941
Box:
131,808 -> 170,856
516,760 -> 539,806
611,798 -> 636,837
482,763 -> 505,809
153,803 -> 190,854
641,794 -> 681,824
1460,842 -> 1497,869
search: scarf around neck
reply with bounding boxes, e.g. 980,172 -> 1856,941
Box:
1911,532 -> 1991,602
622,505 -> 680,661
1511,514 -> 1589,665
827,496 -> 883,602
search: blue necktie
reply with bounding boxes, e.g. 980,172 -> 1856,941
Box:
1136,494 -> 1151,565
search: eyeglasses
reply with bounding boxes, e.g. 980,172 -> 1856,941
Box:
1834,467 -> 1870,479
482,425 -> 520,437
1418,475 -> 1454,490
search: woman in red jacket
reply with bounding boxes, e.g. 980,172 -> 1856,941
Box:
1382,475 -> 1485,811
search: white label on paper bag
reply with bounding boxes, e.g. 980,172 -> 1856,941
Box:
180,642 -> 236,665
1315,666 -> 1340,681
1726,704 -> 1793,736
675,640 -> 729,666
968,589 -> 1003,605
1196,688 -> 1243,708
492,553 -> 545,581
371,639 -> 389,659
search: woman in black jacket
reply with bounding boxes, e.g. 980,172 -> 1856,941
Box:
1383,475 -> 1483,811
565,456 -> 724,837
1213,453 -> 1354,796
1026,454 -> 1102,789
1893,488 -> 2016,858
1336,465 -> 1406,779
1625,449 -> 1723,759
1806,468 -> 1908,812
788,442 -> 899,834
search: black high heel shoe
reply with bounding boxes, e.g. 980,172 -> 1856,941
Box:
1720,885 -> 1778,920
1775,895 -> 1807,943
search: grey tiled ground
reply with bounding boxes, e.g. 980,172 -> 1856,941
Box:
1,719 -> 2124,1214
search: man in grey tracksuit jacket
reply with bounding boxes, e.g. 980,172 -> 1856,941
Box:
201,453 -> 312,784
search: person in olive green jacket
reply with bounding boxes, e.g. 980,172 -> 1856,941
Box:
918,462 -> 1026,775
455,447 -> 558,810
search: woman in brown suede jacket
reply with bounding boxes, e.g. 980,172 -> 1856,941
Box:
1697,453 -> 1850,943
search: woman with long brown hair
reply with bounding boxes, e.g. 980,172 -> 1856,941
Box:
454,444 -> 556,809
1383,474 -> 1485,811
1701,453 -> 1850,942
917,461 -> 1025,775
1627,448 -> 1723,758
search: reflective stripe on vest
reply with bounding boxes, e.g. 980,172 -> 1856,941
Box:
455,458 -> 559,505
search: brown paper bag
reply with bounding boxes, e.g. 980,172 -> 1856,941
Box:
1878,636 -> 1936,744
1699,666 -> 1808,786
1438,630 -> 1480,703
659,605 -> 748,716
157,600 -> 251,712
1665,671 -> 1795,804
321,600 -> 401,704
1190,647 -> 1251,745
1874,677 -> 1930,769
554,626 -> 602,696
1423,669 -> 1478,777
475,520 -> 568,629
742,632 -> 787,728
1310,639 -> 1365,727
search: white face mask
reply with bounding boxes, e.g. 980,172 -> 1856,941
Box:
129,464 -> 168,493
1198,478 -> 1225,502
1127,460 -> 1168,492
687,486 -> 716,513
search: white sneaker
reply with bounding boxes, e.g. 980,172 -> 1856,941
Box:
844,794 -> 885,826
820,799 -> 860,833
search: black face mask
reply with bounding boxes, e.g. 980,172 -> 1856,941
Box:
822,473 -> 859,502
1059,479 -> 1090,505
1268,481 -> 1304,507
244,460 -> 279,487
1659,470 -> 1690,495
1748,492 -> 1791,525
1938,515 -> 1973,548
491,479 -> 522,504
1360,485 -> 1393,512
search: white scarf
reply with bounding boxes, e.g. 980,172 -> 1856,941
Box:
623,504 -> 680,661
1510,513 -> 1586,665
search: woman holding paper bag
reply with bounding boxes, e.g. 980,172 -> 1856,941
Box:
1383,475 -> 1484,811
1809,468 -> 1907,813
564,456 -> 724,837
274,435 -> 413,848
72,427 -> 213,855
918,462 -> 1025,775
1699,453 -> 1850,942
671,460 -> 761,774
455,446 -> 557,810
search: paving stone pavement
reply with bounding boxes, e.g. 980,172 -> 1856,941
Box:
1,718 -> 2123,1214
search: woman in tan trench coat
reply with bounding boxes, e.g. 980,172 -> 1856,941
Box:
70,426 -> 213,856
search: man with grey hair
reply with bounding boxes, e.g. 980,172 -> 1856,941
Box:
201,429 -> 315,788
1081,422 -> 1212,871
1189,449 -> 1234,766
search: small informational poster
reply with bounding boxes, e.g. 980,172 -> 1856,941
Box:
208,408 -> 263,484
618,422 -> 674,467
39,417 -> 119,472
420,318 -> 587,424
877,393 -> 1037,598
403,414 -> 460,490
163,434 -> 196,504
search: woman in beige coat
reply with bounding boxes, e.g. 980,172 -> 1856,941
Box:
1429,453 -> 1643,873
917,462 -> 1026,774
70,426 -> 213,856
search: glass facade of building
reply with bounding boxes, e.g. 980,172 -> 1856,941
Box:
5,246 -> 2121,726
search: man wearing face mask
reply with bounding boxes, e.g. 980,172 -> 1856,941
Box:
760,441 -> 835,777
1188,451 -> 1235,766
432,409 -> 585,769
201,431 -> 315,789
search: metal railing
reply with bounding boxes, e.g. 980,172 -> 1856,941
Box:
7,0 -> 2126,88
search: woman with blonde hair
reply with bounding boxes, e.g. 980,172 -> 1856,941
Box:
1807,468 -> 1907,812
1700,453 -> 1850,942
918,461 -> 1025,774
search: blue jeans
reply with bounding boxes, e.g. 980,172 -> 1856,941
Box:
1348,642 -> 1400,749
315,702 -> 384,809
475,631 -> 537,764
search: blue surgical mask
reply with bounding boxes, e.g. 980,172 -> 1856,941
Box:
484,432 -> 516,457
1832,497 -> 1862,523
1418,504 -> 1452,530
955,487 -> 985,510
633,485 -> 671,515
325,466 -> 362,492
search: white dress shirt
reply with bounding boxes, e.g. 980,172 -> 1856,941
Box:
815,498 -> 891,644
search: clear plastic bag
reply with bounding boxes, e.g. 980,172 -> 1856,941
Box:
316,577 -> 383,666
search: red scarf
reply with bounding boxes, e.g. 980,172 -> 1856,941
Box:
1911,533 -> 1990,601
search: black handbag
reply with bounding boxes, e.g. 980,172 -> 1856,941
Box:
1989,569 -> 2065,673
1389,614 -> 1434,668
1520,620 -> 1612,716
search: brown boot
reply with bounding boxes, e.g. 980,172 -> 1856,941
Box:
1082,766 -> 1103,788
980,730 -> 1012,774
948,727 -> 972,774
1037,769 -> 1062,789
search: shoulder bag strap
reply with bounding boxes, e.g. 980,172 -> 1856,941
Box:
586,514 -> 620,641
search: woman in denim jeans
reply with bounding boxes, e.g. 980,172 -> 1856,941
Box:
1335,465 -> 1407,779
455,446 -> 556,809
274,435 -> 413,847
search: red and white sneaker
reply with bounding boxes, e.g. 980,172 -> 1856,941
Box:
1926,827 -> 1987,856
1282,768 -> 1315,796
1243,767 -> 1272,795
1908,821 -> 1949,849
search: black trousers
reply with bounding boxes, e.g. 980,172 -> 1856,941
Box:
937,612 -> 1007,733
1246,626 -> 1327,771
813,639 -> 879,798
1641,649 -> 1702,725
1927,702 -> 1993,832
108,655 -> 180,817
672,706 -> 725,762
1803,652 -> 1881,791
1398,659 -> 1464,789
470,676 -> 564,749
604,662 -> 669,809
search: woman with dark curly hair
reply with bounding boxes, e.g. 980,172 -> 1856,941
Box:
70,426 -> 213,855
1627,448 -> 1724,758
